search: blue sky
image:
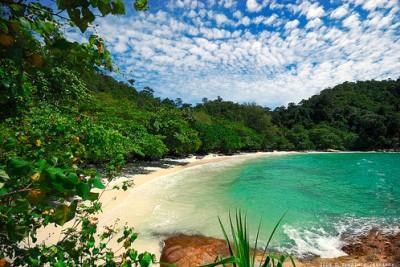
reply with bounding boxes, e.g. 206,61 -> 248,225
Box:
65,0 -> 400,107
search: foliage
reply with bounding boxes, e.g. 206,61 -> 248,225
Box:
147,108 -> 201,155
202,211 -> 295,267
273,79 -> 400,150
0,0 -> 156,266
0,0 -> 399,265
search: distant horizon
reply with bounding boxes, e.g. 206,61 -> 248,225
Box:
131,76 -> 400,109
64,0 -> 400,106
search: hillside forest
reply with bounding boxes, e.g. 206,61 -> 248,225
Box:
0,0 -> 399,265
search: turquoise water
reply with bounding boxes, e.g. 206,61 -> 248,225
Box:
128,153 -> 400,258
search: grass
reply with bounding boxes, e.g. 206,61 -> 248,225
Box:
202,210 -> 296,267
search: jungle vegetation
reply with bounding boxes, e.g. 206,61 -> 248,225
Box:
0,0 -> 399,265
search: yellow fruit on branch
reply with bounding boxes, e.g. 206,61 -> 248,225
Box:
27,189 -> 45,204
0,34 -> 14,47
35,139 -> 42,147
31,172 -> 41,182
26,54 -> 44,68
96,42 -> 104,53
0,258 -> 9,267
10,22 -> 20,32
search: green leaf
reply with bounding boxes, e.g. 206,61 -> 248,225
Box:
138,252 -> 153,267
0,20 -> 9,33
111,0 -> 125,14
76,182 -> 90,199
19,17 -> 32,30
36,159 -> 48,170
98,0 -> 111,16
54,261 -> 66,267
67,8 -> 80,23
52,201 -> 77,225
67,173 -> 78,185
82,7 -> 95,24
0,169 -> 10,182
9,158 -> 30,169
52,38 -> 72,50
134,0 -> 148,11
7,158 -> 31,176
128,248 -> 137,260
93,175 -> 105,189
87,192 -> 99,201
88,236 -> 95,248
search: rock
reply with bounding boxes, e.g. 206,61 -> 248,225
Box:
160,234 -> 230,267
341,229 -> 400,263
161,230 -> 400,267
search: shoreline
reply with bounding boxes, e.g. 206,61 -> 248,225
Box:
37,151 -> 296,258
104,151 -> 295,190
37,151 -> 399,265
101,150 -> 399,194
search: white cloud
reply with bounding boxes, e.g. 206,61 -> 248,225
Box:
246,0 -> 268,12
233,10 -> 242,19
330,5 -> 349,19
285,19 -> 300,31
306,3 -> 325,18
240,16 -> 251,26
297,2 -> 325,19
342,13 -> 360,28
306,18 -> 323,29
215,13 -> 229,26
75,0 -> 400,107
220,0 -> 235,8
362,0 -> 389,10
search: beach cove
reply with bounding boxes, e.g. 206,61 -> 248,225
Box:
38,152 -> 400,266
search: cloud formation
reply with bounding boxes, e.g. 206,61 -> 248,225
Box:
70,0 -> 400,107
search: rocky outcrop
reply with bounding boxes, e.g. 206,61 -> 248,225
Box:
341,229 -> 400,263
160,234 -> 230,267
161,230 -> 400,267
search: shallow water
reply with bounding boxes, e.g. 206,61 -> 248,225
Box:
117,153 -> 400,258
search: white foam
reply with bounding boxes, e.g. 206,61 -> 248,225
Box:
281,217 -> 400,259
282,225 -> 347,258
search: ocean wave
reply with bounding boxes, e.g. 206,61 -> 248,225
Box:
280,216 -> 400,259
281,225 -> 346,258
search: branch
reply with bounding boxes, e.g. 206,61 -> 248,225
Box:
7,1 -> 70,21
0,186 -> 31,199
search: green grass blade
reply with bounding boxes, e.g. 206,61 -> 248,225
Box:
252,218 -> 262,267
259,211 -> 287,267
200,256 -> 239,267
289,255 -> 296,267
218,216 -> 235,265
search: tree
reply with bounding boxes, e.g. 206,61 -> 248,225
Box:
0,0 -> 156,266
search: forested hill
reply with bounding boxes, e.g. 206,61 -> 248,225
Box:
272,79 -> 400,151
2,65 -> 399,175
82,74 -> 400,154
1,1 -> 398,265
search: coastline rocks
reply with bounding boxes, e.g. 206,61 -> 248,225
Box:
341,229 -> 400,263
161,230 -> 400,267
160,234 -> 230,267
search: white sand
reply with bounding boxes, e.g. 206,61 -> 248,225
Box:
37,151 -> 297,260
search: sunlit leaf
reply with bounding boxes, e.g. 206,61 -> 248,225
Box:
134,0 -> 148,11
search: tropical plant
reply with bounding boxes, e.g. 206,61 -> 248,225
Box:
202,211 -> 296,267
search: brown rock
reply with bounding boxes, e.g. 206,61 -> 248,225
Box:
341,229 -> 400,263
161,230 -> 400,267
160,234 -> 230,267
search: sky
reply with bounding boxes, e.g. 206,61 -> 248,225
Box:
65,0 -> 400,107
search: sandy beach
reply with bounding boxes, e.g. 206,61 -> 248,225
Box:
37,151 -> 295,258
35,151 -> 400,266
